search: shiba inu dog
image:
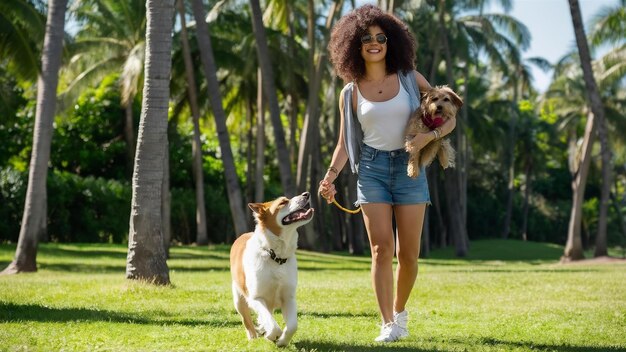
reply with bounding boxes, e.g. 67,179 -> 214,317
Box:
230,192 -> 314,346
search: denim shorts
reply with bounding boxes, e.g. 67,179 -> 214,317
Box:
356,144 -> 430,206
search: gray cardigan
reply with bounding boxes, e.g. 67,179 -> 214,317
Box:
342,70 -> 422,174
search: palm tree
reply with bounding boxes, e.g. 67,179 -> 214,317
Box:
500,57 -> 550,239
190,0 -> 248,237
420,0 -> 531,255
176,0 -> 209,244
296,0 -> 343,249
543,55 -> 596,251
1,0 -> 68,274
562,0 -> 610,262
249,0 -> 295,197
125,0 -> 175,285
589,0 -> 625,257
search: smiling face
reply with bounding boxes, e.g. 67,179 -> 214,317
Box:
360,25 -> 387,63
248,193 -> 314,236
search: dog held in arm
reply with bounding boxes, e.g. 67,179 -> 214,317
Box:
404,85 -> 463,178
230,192 -> 314,346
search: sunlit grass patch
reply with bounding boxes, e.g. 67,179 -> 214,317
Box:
1,240 -> 625,351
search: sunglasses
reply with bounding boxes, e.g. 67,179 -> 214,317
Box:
361,33 -> 387,45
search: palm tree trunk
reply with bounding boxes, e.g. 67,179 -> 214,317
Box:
296,0 -> 317,194
178,0 -> 209,245
502,81 -> 519,239
427,167 -> 447,248
567,0 -> 611,260
521,157 -> 532,241
439,0 -> 468,256
162,143 -> 171,257
286,6 -> 299,168
245,100 -> 255,229
563,112 -> 595,261
297,0 -> 342,193
191,0 -> 248,236
126,0 -> 174,285
428,49 -> 445,250
1,0 -> 68,275
297,0 -> 342,250
611,188 -> 626,256
124,103 -> 136,174
249,0 -> 295,197
255,67 -> 266,204
421,208 -> 430,257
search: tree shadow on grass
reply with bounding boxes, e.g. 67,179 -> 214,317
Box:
32,262 -> 231,273
37,263 -> 125,273
448,268 -> 600,273
295,340 -> 439,352
299,311 -> 378,319
32,245 -> 127,259
295,337 -> 626,352
0,302 -> 239,328
478,337 -> 626,351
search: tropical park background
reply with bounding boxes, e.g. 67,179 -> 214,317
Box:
1,0 -> 625,350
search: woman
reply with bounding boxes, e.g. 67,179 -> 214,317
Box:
318,4 -> 456,342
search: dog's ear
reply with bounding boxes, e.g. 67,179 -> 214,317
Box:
419,87 -> 434,101
442,86 -> 463,108
248,203 -> 265,215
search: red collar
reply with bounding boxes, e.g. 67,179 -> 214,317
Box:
421,114 -> 444,130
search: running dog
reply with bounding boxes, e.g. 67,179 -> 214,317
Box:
230,192 -> 314,346
404,85 -> 463,178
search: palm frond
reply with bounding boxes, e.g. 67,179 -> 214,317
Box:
589,3 -> 626,47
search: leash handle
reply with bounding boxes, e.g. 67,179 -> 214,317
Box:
331,199 -> 361,214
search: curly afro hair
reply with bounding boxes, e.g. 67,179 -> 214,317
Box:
328,4 -> 416,82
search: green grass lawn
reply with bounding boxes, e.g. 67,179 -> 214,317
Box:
1,240 -> 625,351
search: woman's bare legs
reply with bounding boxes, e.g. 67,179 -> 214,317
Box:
393,204 -> 426,313
361,203 -> 395,324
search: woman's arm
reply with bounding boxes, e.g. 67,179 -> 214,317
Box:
414,70 -> 431,93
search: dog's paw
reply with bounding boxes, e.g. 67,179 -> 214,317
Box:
246,329 -> 258,340
276,336 -> 291,347
264,325 -> 282,342
407,164 -> 419,178
255,325 -> 265,336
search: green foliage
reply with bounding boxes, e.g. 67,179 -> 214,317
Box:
0,241 -> 625,351
0,98 -> 34,172
0,0 -> 45,82
0,168 -> 26,241
52,75 -> 132,180
0,0 -> 624,255
46,171 -> 131,243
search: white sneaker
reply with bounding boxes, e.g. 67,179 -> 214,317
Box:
374,322 -> 403,342
394,310 -> 409,338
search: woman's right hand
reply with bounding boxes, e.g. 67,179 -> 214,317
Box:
408,132 -> 436,153
318,179 -> 337,204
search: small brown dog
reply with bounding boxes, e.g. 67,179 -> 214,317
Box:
404,86 -> 463,178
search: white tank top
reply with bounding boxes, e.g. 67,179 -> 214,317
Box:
356,76 -> 412,151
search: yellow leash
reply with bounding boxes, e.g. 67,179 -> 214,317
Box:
331,199 -> 362,214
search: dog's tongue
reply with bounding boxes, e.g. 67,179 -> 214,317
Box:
287,208 -> 314,222
422,114 -> 445,129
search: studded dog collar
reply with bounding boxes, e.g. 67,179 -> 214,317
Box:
264,248 -> 288,265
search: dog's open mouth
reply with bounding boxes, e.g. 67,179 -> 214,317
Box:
282,203 -> 314,225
